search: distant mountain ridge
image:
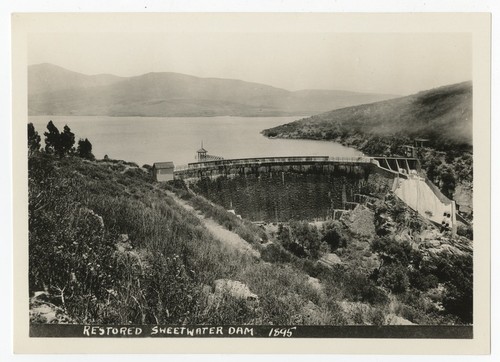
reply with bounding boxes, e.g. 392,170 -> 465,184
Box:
28,63 -> 124,95
28,63 -> 398,117
263,81 -> 472,147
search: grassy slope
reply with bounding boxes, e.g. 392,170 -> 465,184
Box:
263,81 -> 472,148
29,152 -> 471,325
27,153 -> 372,325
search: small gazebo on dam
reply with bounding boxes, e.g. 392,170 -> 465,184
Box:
196,142 -> 224,162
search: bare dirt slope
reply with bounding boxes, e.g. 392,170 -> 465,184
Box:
165,190 -> 260,258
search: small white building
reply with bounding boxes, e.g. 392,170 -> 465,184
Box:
152,161 -> 175,182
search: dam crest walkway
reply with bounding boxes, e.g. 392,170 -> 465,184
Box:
175,156 -> 396,172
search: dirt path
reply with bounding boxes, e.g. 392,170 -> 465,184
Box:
165,191 -> 260,258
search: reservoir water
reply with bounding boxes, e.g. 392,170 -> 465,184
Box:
29,116 -> 362,167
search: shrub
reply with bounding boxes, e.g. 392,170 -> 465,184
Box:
377,263 -> 410,294
360,283 -> 389,305
300,259 -> 330,278
409,271 -> 439,291
456,223 -> 473,240
434,252 -> 473,323
28,161 -> 119,321
277,222 -> 322,259
339,270 -> 376,303
321,221 -> 348,250
371,236 -> 413,265
140,253 -> 202,324
261,243 -> 293,264
124,167 -> 149,182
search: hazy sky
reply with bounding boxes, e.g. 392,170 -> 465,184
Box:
28,32 -> 471,95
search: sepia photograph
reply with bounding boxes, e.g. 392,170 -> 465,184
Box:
10,11 -> 491,355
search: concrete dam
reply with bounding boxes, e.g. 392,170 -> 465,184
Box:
174,156 -> 404,222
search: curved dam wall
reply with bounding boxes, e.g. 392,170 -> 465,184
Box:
178,160 -> 395,222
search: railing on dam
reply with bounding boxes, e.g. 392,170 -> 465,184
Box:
175,156 -> 373,172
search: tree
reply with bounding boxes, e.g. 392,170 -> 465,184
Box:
44,120 -> 60,154
27,123 -> 41,155
59,125 -> 75,156
322,221 -> 347,250
44,121 -> 76,157
77,138 -> 95,160
438,164 -> 456,199
280,222 -> 322,259
422,156 -> 441,184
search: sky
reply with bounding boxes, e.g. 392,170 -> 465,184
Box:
28,32 -> 471,95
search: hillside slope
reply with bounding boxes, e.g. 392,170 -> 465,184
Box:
28,63 -> 397,117
28,150 -> 472,326
28,63 -> 123,95
263,81 -> 472,147
28,153 -> 320,325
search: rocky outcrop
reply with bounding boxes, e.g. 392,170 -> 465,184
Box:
385,313 -> 414,325
343,205 -> 376,239
213,279 -> 259,305
319,253 -> 343,268
417,227 -> 472,258
29,292 -> 73,324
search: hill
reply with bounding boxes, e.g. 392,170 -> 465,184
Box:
263,82 -> 473,214
28,63 -> 397,117
263,81 -> 472,148
28,150 -> 472,326
28,63 -> 123,95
